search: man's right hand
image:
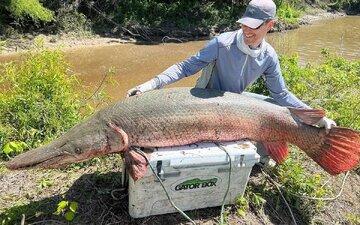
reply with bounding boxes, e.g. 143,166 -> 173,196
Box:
126,79 -> 158,97
126,87 -> 142,97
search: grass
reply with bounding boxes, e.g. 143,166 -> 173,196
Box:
346,213 -> 360,225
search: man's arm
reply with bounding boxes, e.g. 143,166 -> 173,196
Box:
263,53 -> 336,132
263,53 -> 310,109
127,38 -> 218,97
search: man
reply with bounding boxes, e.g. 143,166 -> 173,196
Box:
127,0 -> 336,131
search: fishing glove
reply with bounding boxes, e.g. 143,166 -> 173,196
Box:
315,117 -> 336,133
127,79 -> 157,97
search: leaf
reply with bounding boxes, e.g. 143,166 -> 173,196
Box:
58,200 -> 69,209
236,208 -> 246,218
39,179 -> 53,188
9,142 -> 19,149
1,141 -> 27,156
65,211 -> 75,221
69,202 -> 78,213
55,200 -> 68,215
2,143 -> 14,155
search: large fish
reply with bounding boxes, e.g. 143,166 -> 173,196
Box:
6,88 -> 360,180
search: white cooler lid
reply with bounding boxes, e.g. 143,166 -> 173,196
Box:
150,141 -> 259,167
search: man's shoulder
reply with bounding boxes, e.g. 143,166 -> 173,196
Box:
215,31 -> 237,48
263,41 -> 277,57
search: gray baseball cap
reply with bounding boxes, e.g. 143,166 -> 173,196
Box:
237,0 -> 276,29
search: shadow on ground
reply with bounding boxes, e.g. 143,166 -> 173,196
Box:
0,169 -> 307,225
1,171 -> 221,225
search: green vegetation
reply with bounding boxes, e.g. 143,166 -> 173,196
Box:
8,0 -> 54,22
0,0 -> 53,36
0,49 -> 90,159
328,0 -> 360,13
54,200 -> 78,222
236,184 -> 266,217
87,1 -> 245,34
249,50 -> 360,130
235,196 -> 249,218
236,154 -> 329,223
271,152 -> 328,221
1,200 -> 55,225
245,52 -> 359,223
275,0 -> 303,25
281,49 -> 360,130
1,0 -> 359,40
346,213 -> 360,225
1,141 -> 27,159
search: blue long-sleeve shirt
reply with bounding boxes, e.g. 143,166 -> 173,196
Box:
154,30 -> 309,109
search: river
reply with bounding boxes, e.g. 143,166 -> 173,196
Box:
1,16 -> 359,101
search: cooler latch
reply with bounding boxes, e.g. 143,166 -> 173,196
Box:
217,154 -> 245,173
236,154 -> 245,167
154,160 -> 181,181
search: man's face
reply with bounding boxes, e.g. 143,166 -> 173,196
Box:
241,20 -> 275,47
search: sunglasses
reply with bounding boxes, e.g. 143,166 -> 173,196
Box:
242,21 -> 266,30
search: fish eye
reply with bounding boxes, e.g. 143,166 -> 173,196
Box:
75,147 -> 82,154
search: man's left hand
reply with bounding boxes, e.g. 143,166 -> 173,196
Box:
315,117 -> 336,133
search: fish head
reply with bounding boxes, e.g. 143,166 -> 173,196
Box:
6,115 -> 117,170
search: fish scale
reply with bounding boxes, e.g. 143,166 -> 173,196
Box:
109,88 -> 299,147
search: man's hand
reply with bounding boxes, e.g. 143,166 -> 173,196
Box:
315,117 -> 336,133
126,79 -> 157,97
126,87 -> 142,97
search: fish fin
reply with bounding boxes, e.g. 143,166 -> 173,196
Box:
311,127 -> 360,175
123,149 -> 149,181
262,142 -> 289,163
107,122 -> 129,152
288,108 -> 325,125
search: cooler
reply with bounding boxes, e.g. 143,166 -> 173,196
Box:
125,141 -> 260,218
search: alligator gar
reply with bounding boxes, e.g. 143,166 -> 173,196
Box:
6,88 -> 360,180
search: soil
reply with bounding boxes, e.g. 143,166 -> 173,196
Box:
0,152 -> 359,225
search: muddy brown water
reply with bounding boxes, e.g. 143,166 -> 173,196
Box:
1,16 -> 359,102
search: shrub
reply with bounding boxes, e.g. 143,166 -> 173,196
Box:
55,7 -> 92,36
87,0 -> 245,35
280,50 -> 360,129
8,0 -> 54,22
248,50 -> 360,130
276,2 -> 302,25
0,49 -> 89,158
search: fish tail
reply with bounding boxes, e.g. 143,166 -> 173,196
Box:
311,127 -> 360,175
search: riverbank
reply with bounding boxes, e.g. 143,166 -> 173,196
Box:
0,9 -> 346,55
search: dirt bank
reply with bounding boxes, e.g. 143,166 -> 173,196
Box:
0,9 -> 346,56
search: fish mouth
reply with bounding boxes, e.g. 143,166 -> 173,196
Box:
6,145 -> 109,170
5,149 -> 69,170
